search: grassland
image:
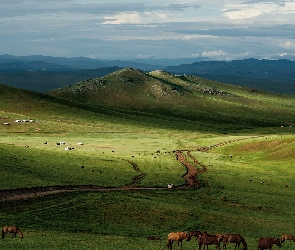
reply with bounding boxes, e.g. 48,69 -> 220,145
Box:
0,70 -> 295,250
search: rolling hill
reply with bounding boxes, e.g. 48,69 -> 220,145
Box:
48,68 -> 295,131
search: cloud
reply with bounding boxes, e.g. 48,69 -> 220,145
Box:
1,0 -> 295,60
103,12 -> 143,24
223,1 -> 295,20
279,40 -> 295,49
202,50 -> 227,57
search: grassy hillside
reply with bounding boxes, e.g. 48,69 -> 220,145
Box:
48,68 -> 295,131
0,72 -> 295,250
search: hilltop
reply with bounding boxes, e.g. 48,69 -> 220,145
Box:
48,68 -> 295,131
0,68 -> 294,134
165,59 -> 295,94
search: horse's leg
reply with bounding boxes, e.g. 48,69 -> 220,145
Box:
167,239 -> 171,250
1,230 -> 5,239
198,241 -> 202,250
236,242 -> 241,249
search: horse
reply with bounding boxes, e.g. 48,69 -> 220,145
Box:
258,237 -> 282,250
146,235 -> 162,241
222,234 -> 247,250
2,226 -> 23,239
167,231 -> 191,250
189,230 -> 203,240
198,231 -> 223,250
281,234 -> 295,243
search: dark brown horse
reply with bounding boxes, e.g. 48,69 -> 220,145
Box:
222,234 -> 247,250
2,226 -> 23,239
281,234 -> 295,243
146,235 -> 162,241
258,237 -> 282,250
167,231 -> 191,250
198,231 -> 223,250
189,230 -> 203,239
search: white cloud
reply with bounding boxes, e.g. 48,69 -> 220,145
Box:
202,50 -> 227,57
224,1 -> 295,20
103,12 -> 142,24
279,40 -> 295,49
183,35 -> 217,40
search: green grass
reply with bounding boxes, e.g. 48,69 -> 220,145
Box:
0,74 -> 295,249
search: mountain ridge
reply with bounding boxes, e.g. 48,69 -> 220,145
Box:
0,55 -> 295,94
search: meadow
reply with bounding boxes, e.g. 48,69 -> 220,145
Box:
0,71 -> 295,250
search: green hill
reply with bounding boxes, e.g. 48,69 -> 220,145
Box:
48,68 -> 295,131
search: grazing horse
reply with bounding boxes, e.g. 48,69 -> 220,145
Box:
222,234 -> 247,250
258,237 -> 282,250
281,234 -> 295,243
2,226 -> 23,239
146,235 -> 162,241
189,230 -> 203,240
167,232 -> 191,250
198,231 -> 223,250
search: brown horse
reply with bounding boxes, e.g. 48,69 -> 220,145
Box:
189,230 -> 203,239
146,235 -> 162,241
2,226 -> 23,239
167,232 -> 191,250
281,234 -> 295,243
258,237 -> 282,250
198,231 -> 223,250
222,234 -> 247,250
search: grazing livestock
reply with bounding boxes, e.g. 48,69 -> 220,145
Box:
198,231 -> 223,250
221,196 -> 227,201
281,234 -> 295,243
2,226 -> 23,239
222,234 -> 247,250
258,237 -> 282,250
146,236 -> 162,241
167,232 -> 191,250
189,230 -> 203,240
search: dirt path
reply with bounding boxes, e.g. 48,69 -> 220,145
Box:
0,138 -> 251,202
174,150 -> 203,188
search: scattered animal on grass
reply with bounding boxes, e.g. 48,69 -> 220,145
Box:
2,226 -> 23,239
257,237 -> 282,250
222,234 -> 247,250
146,236 -> 162,241
198,231 -> 223,250
167,231 -> 191,250
281,234 -> 295,243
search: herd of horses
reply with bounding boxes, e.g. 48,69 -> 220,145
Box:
1,225 -> 295,250
166,230 -> 295,250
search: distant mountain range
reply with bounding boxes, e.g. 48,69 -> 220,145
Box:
0,54 -> 294,94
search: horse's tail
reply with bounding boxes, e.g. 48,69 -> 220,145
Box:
1,228 -> 5,239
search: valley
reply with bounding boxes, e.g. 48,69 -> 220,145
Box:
0,69 -> 295,249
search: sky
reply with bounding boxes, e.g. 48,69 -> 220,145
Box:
1,0 -> 295,61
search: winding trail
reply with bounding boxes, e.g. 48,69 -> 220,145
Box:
174,150 -> 203,188
0,137 -> 252,202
